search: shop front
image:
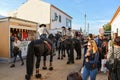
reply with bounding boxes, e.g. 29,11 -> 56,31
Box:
0,17 -> 38,63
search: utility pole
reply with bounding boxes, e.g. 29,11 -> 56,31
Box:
84,13 -> 86,35
87,23 -> 89,35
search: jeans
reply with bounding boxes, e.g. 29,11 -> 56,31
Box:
82,66 -> 98,80
13,50 -> 24,64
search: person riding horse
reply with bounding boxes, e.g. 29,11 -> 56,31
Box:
25,34 -> 55,80
61,27 -> 75,64
37,24 -> 53,50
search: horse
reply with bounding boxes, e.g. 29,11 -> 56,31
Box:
57,37 -> 66,59
25,34 -> 56,80
55,34 -> 81,63
72,38 -> 81,60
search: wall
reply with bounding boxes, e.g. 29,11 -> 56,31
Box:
50,5 -> 72,29
9,0 -> 51,24
0,20 -> 9,58
111,12 -> 120,36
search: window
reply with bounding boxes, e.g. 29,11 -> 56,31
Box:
54,12 -> 58,21
66,18 -> 71,28
59,15 -> 61,22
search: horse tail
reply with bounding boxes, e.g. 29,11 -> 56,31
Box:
26,41 -> 34,76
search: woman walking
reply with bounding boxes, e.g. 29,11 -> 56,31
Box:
82,40 -> 99,80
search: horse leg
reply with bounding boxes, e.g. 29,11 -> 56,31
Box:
57,47 -> 60,59
75,47 -> 79,60
63,48 -> 66,57
66,49 -> 71,64
61,48 -> 64,60
35,56 -> 41,78
70,46 -> 74,64
42,55 -> 47,70
49,52 -> 53,70
25,43 -> 34,80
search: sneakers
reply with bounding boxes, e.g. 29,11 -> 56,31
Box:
10,64 -> 15,68
10,62 -> 24,68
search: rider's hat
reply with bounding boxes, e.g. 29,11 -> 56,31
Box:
39,24 -> 46,28
62,26 -> 65,29
68,28 -> 71,30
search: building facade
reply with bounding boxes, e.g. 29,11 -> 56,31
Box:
110,6 -> 120,36
9,0 -> 72,31
0,17 -> 37,62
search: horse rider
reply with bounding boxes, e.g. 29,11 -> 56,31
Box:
61,26 -> 67,41
61,26 -> 66,36
66,28 -> 72,39
37,24 -> 53,50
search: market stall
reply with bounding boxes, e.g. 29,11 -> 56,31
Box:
0,17 -> 38,62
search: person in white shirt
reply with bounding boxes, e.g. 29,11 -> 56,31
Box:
37,24 -> 53,50
66,28 -> 72,38
61,26 -> 66,37
37,24 -> 49,39
10,36 -> 24,68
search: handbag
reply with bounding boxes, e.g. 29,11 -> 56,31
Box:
13,46 -> 19,56
105,46 -> 118,72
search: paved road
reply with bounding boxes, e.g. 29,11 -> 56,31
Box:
0,50 -> 108,80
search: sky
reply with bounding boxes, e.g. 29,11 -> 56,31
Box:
0,0 -> 120,34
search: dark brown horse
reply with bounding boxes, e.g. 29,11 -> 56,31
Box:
55,33 -> 81,63
25,34 -> 55,80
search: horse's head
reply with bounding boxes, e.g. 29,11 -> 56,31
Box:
48,34 -> 56,42
48,34 -> 54,39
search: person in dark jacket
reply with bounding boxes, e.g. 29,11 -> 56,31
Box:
82,40 -> 99,80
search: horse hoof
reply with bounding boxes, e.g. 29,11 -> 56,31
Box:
61,57 -> 63,60
76,57 -> 79,60
71,61 -> 75,64
49,67 -> 53,71
25,74 -> 31,80
63,55 -> 66,57
78,57 -> 81,59
42,66 -> 47,70
67,61 -> 70,64
57,57 -> 60,59
35,73 -> 41,78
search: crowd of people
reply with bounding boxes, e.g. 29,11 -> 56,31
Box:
9,24 -> 120,80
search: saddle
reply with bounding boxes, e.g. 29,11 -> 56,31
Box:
44,41 -> 52,50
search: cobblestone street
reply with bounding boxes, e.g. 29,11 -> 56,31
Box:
0,50 -> 108,80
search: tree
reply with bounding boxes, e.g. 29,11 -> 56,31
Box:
103,23 -> 111,31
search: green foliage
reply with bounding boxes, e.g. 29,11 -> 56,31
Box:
103,23 -> 111,31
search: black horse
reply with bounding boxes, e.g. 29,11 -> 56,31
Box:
57,37 -> 66,59
55,33 -> 81,62
72,38 -> 81,60
25,34 -> 55,80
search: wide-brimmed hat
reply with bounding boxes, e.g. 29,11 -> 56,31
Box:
68,28 -> 71,30
39,24 -> 46,27
62,26 -> 65,28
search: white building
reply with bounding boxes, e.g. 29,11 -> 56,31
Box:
110,6 -> 120,36
9,0 -> 72,31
